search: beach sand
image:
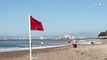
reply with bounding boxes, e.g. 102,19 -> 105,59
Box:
0,39 -> 107,60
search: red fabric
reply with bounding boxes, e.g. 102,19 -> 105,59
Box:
30,15 -> 44,31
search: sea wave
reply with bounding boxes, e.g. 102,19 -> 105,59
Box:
0,45 -> 67,52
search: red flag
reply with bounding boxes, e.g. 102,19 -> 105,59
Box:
30,15 -> 44,31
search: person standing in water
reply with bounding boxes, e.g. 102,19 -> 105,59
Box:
71,37 -> 77,48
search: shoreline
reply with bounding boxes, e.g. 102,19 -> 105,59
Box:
0,39 -> 107,60
0,39 -> 104,52
0,45 -> 67,52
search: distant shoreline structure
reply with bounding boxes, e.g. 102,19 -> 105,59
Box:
0,36 -> 106,40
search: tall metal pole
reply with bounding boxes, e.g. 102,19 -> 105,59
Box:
28,14 -> 32,60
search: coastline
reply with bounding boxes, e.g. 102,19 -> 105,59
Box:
0,39 -> 107,60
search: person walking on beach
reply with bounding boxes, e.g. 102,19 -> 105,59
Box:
41,41 -> 44,46
68,39 -> 70,44
71,37 -> 77,48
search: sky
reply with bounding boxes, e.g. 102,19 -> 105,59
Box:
0,0 -> 107,36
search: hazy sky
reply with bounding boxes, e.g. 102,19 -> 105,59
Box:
0,0 -> 107,36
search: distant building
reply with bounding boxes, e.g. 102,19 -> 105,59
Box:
40,36 -> 44,40
98,36 -> 107,39
63,35 -> 71,39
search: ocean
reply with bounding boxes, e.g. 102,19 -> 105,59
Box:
0,39 -> 102,52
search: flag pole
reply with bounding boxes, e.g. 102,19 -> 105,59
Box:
28,14 -> 32,60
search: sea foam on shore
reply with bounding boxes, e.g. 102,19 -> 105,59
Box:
0,45 -> 67,52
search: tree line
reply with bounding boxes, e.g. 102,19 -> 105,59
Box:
98,30 -> 107,36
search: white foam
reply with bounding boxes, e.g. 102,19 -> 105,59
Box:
0,45 -> 67,52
